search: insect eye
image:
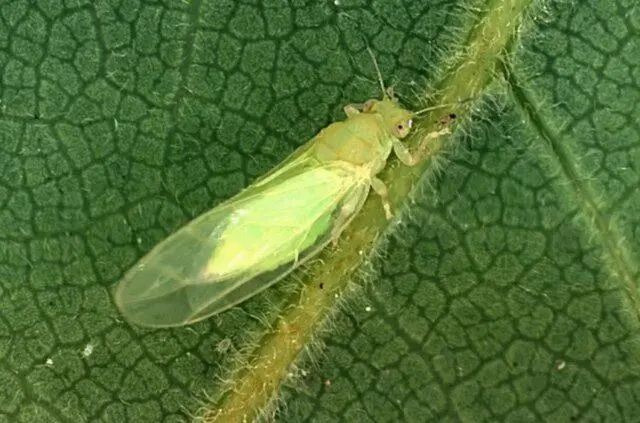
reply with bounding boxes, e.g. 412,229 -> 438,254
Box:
394,119 -> 412,137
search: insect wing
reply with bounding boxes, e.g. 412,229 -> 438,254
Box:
114,157 -> 369,327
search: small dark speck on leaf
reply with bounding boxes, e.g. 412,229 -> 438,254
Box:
439,113 -> 457,125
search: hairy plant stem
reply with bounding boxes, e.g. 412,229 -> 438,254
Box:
198,0 -> 534,421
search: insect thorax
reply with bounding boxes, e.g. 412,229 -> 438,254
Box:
312,112 -> 394,169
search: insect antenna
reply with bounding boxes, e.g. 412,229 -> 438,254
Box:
364,43 -> 389,99
413,96 -> 476,116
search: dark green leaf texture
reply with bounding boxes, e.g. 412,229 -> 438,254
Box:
1,0 -> 639,422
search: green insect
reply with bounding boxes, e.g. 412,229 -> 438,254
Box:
114,51 -> 452,327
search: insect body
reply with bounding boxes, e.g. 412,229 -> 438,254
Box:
114,62 -> 449,328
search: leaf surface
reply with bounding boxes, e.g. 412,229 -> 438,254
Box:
0,1 -> 638,422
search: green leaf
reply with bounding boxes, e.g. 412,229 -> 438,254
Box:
1,1 -> 639,422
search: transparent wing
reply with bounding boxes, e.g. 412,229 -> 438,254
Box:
114,156 -> 370,327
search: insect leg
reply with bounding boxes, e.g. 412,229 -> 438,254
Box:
370,177 -> 393,220
343,104 -> 362,118
344,99 -> 380,117
330,196 -> 361,246
392,127 -> 451,166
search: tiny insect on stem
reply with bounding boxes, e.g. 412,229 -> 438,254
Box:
113,46 -> 462,328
